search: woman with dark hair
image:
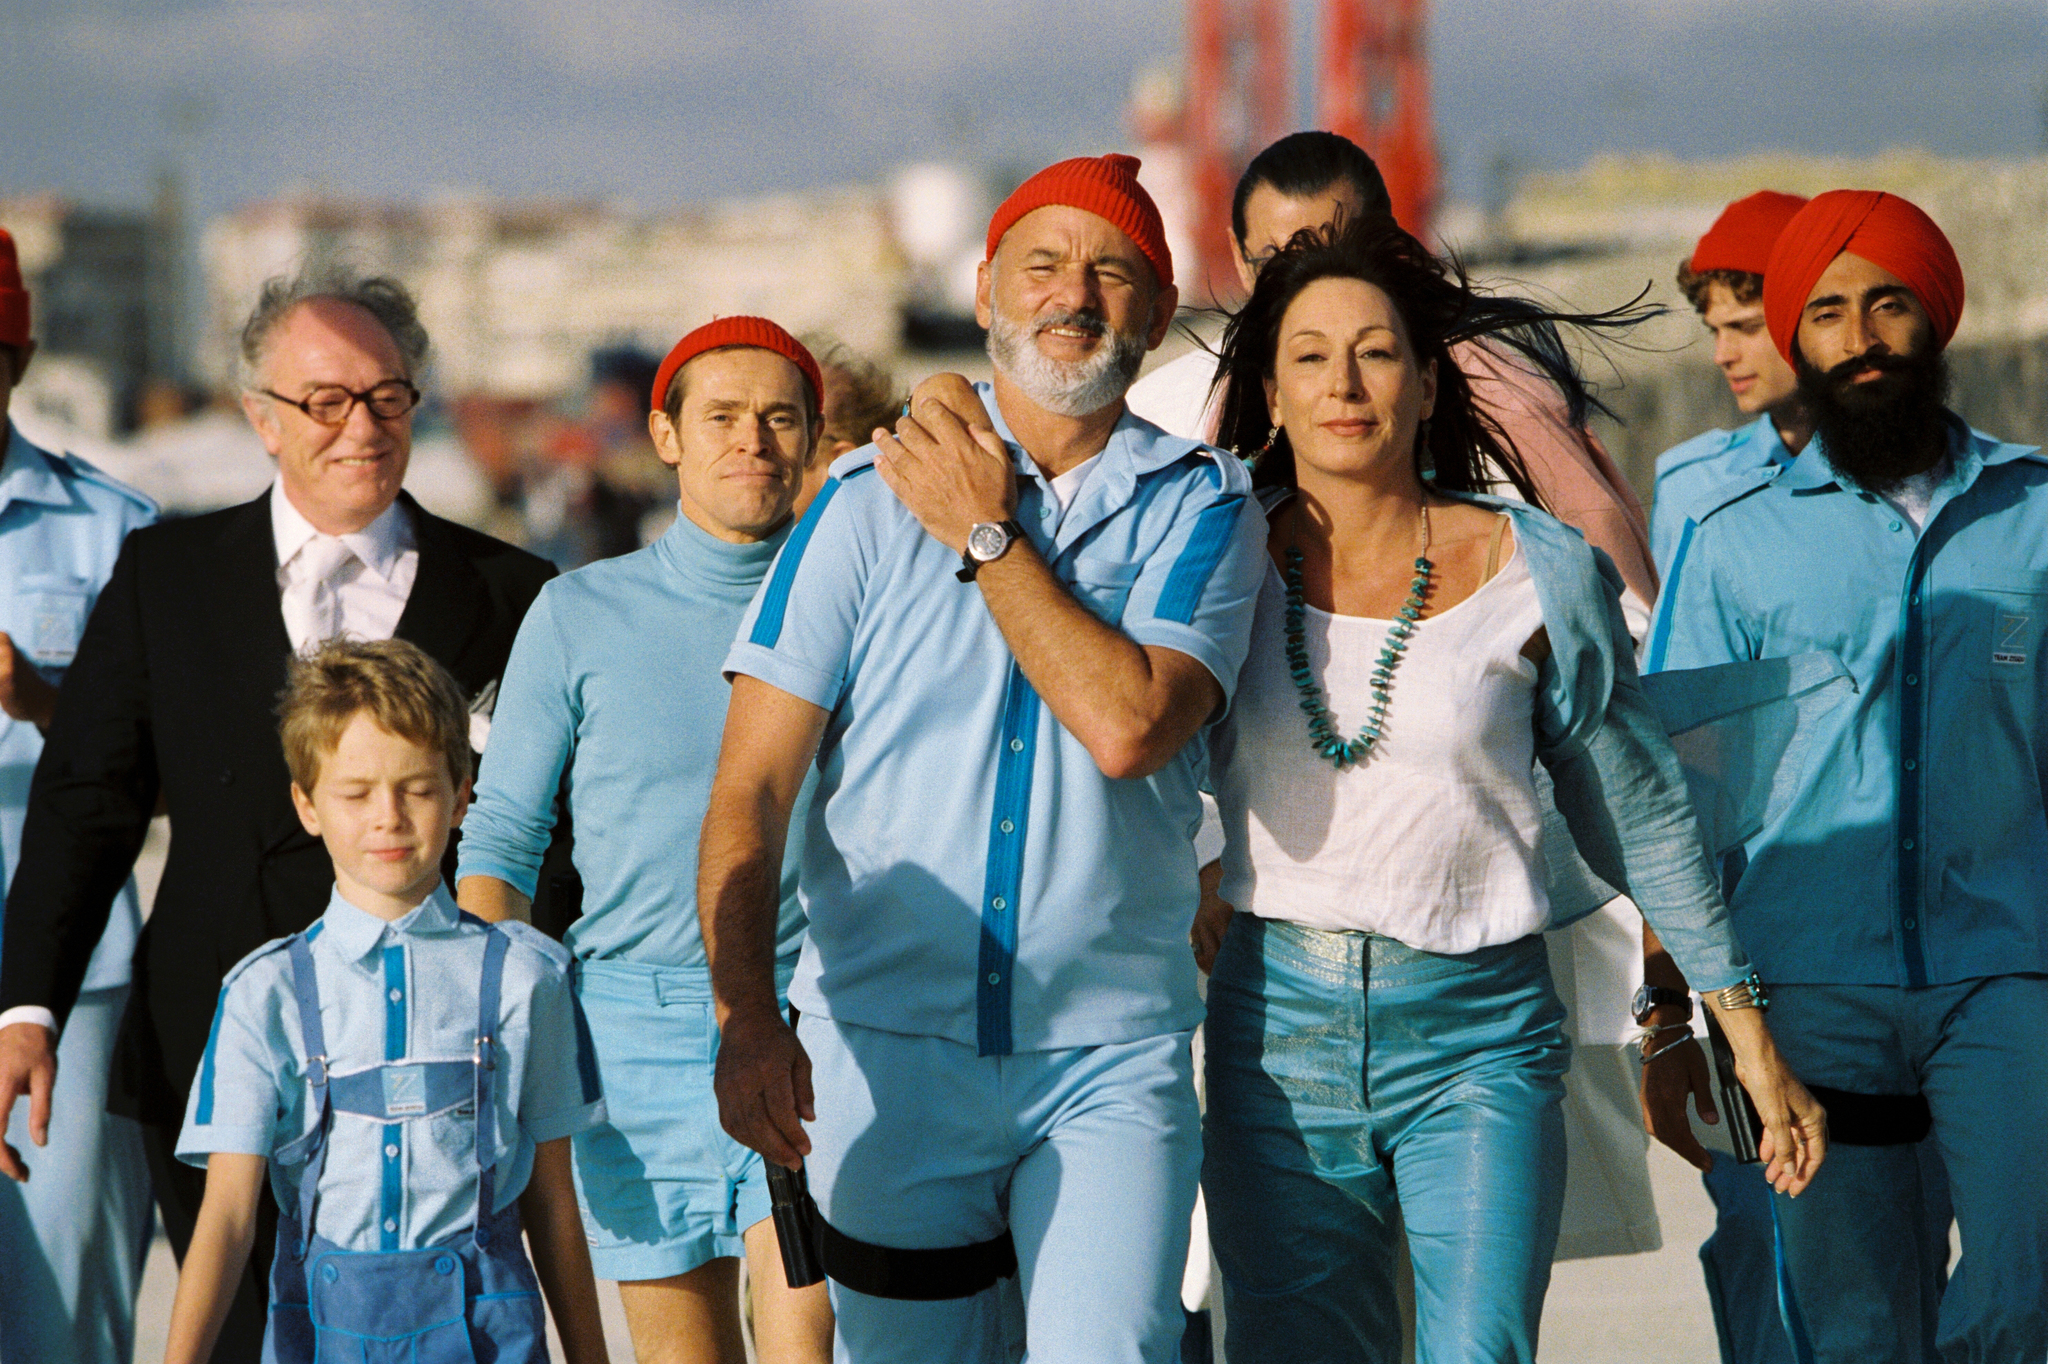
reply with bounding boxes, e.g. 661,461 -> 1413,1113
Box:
1198,218 -> 1827,1362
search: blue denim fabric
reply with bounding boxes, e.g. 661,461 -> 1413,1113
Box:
1203,913 -> 1569,1364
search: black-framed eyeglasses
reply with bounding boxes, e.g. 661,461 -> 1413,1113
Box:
262,380 -> 421,426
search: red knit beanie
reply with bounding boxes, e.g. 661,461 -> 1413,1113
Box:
0,229 -> 29,351
984,154 -> 1173,289
651,316 -> 824,414
1689,191 -> 1809,277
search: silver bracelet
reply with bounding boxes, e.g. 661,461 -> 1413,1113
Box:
1705,971 -> 1770,1013
1638,1037 -> 1698,1068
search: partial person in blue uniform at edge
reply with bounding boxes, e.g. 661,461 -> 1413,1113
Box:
457,315 -> 834,1364
0,225 -> 159,1364
699,152 -> 1269,1364
1194,216 -> 1825,1364
1651,188 -> 2048,1364
164,639 -> 608,1364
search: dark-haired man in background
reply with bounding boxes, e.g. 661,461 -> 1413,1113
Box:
1653,190 -> 2048,1363
0,271 -> 558,1363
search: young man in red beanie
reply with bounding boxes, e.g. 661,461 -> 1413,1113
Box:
0,226 -> 160,1364
699,153 -> 1267,1363
1650,190 -> 2048,1363
457,318 -> 833,1364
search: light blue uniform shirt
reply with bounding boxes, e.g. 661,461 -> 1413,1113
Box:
725,385 -> 1268,1056
1649,417 -> 2048,988
177,884 -> 604,1251
1648,415 -> 1791,574
0,421 -> 156,992
458,512 -> 808,970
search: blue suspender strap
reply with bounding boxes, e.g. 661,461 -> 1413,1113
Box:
285,932 -> 332,1258
471,926 -> 510,1247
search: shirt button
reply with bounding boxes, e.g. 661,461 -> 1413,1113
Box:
1905,674 -> 1919,686
991,897 -> 1006,911
1909,593 -> 1920,606
217,768 -> 233,786
1902,838 -> 1915,850
383,1218 -> 398,1233
385,1144 -> 399,1159
1903,918 -> 1918,931
1904,758 -> 1918,771
1889,520 -> 1903,532
1009,738 -> 1024,753
388,988 -> 403,1003
999,819 -> 1014,834
987,972 -> 1001,985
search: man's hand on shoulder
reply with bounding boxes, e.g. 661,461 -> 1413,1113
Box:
876,375 -> 1015,555
0,632 -> 59,731
0,1021 -> 59,1182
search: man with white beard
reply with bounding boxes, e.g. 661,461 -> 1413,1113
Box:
696,154 -> 1267,1364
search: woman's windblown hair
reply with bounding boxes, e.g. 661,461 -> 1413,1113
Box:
1213,216 -> 1657,504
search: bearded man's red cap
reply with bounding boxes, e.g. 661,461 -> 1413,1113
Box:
0,229 -> 29,351
1762,190 -> 1965,364
984,154 -> 1173,290
651,316 -> 823,415
1689,191 -> 1808,276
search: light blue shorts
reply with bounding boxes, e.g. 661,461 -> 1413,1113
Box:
568,960 -> 788,1282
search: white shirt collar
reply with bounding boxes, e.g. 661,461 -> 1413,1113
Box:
270,483 -> 415,583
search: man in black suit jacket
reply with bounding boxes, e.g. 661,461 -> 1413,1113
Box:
0,271 -> 561,1360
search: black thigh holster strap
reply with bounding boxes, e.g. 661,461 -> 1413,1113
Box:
815,1217 -> 1018,1301
1806,1084 -> 1933,1146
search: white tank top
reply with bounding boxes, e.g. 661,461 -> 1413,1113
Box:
1212,541 -> 1553,952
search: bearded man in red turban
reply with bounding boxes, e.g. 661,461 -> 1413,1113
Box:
1652,190 -> 2048,1363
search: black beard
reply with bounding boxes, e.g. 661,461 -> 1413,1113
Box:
1794,343 -> 1951,495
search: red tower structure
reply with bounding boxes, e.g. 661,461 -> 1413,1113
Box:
1178,0 -> 1436,297
1317,0 -> 1438,238
1183,0 -> 1290,303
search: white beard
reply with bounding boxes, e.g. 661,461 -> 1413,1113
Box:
986,306 -> 1147,418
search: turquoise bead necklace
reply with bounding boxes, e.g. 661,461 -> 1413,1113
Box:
1282,504 -> 1433,769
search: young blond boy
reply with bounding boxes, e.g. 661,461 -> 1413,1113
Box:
165,638 -> 609,1364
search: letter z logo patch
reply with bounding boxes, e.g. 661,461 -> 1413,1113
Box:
382,1064 -> 428,1116
1993,610 -> 2031,667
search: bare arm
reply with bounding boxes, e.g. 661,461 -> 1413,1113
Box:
455,875 -> 533,925
699,676 -> 829,1169
1636,922 -> 1720,1173
520,1137 -> 610,1364
877,387 -> 1220,779
164,1152 -> 266,1364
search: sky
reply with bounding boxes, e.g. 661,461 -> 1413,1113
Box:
2,0 -> 2043,220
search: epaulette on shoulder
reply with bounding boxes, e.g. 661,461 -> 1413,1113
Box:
495,920 -> 572,972
1191,440 -> 1253,493
1688,463 -> 1787,532
1652,426 -> 1740,479
219,934 -> 298,992
58,450 -> 158,516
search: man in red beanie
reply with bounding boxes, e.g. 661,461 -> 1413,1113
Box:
701,154 -> 1267,1362
458,317 -> 833,1364
0,225 -> 160,1364
1651,190 -> 2048,1362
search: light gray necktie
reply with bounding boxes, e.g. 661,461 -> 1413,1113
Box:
283,535 -> 358,652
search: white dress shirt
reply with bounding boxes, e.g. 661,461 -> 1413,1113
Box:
271,485 -> 419,652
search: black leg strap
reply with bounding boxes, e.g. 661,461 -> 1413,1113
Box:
1806,1084 -> 1933,1146
816,1215 -> 1018,1301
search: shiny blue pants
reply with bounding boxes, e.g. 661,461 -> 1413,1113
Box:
1203,915 -> 1569,1364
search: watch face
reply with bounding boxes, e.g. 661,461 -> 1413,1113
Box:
1631,983 -> 1654,1022
968,521 -> 1012,562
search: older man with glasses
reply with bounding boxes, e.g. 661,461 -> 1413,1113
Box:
0,269 -> 561,1364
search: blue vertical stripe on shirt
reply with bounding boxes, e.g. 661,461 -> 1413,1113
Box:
976,665 -> 1041,1057
749,477 -> 841,649
381,944 -> 406,1251
1897,542 -> 1933,988
1154,495 -> 1244,625
195,986 -> 230,1125
1643,517 -> 1697,675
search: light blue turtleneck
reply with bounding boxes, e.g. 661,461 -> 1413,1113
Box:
459,509 -> 807,969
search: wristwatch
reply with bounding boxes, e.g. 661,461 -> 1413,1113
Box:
1631,983 -> 1693,1026
956,519 -> 1025,582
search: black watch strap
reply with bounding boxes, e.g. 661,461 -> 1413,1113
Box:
1632,984 -> 1693,1025
956,520 -> 1024,582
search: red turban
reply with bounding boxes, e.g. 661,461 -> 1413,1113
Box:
651,316 -> 823,415
985,153 -> 1173,289
0,229 -> 29,351
1689,191 -> 1808,276
1762,190 -> 1965,364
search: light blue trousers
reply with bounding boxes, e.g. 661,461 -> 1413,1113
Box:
1767,977 -> 2047,1364
797,1012 -> 1200,1364
1203,915 -> 1570,1364
0,986 -> 153,1364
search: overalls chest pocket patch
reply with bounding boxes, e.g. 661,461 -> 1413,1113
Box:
1968,571 -> 2048,684
8,578 -> 91,669
1062,556 -> 1140,626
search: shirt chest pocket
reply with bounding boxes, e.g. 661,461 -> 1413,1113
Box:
1062,556 -> 1141,626
1967,571 -> 2048,684
5,577 -> 93,670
